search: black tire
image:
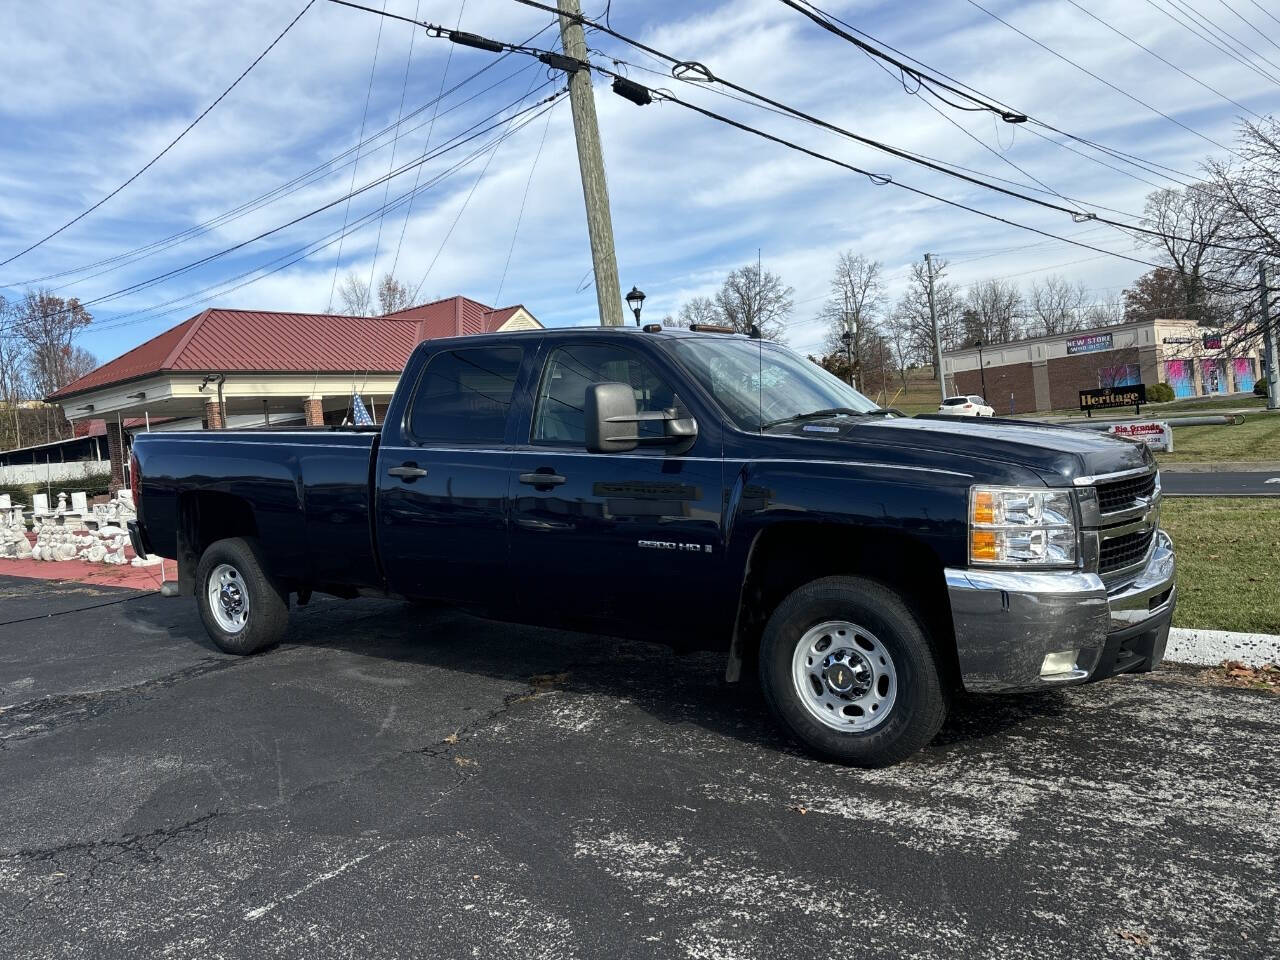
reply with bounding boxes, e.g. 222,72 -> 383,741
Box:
758,576 -> 947,767
195,537 -> 289,655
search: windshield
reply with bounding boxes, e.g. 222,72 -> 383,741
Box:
668,337 -> 879,432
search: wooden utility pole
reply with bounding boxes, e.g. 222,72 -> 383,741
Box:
557,0 -> 624,326
925,253 -> 946,402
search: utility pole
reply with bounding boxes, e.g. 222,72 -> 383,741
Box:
925,253 -> 946,402
1262,261 -> 1279,411
558,0 -> 624,326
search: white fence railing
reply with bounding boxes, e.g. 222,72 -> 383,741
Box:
0,459 -> 111,488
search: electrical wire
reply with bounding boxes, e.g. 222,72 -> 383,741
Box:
0,0 -> 317,269
326,0 -> 388,313
1166,0 -> 1280,76
1062,0 -> 1270,116
1211,0 -> 1280,54
2,25 -> 555,294
1141,0 -> 1280,87
494,98 -> 558,305
961,0 -> 1243,158
24,89 -> 564,326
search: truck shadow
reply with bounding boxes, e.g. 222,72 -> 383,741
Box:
284,597 -> 1067,761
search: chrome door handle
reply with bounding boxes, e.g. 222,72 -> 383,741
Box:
519,471 -> 566,487
388,464 -> 428,479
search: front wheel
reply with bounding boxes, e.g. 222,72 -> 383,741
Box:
195,537 -> 289,655
758,576 -> 947,766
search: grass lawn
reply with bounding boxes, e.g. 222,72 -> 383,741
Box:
1160,497 -> 1280,634
1157,412 -> 1280,463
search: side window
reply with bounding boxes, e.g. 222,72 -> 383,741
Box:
407,346 -> 522,443
533,344 -> 682,445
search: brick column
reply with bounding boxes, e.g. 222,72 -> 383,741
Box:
204,398 -> 224,429
105,419 -> 126,494
304,397 -> 325,426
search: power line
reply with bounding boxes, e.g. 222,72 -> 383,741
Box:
504,1 -> 1263,256
0,0 -> 317,269
390,0 -> 472,280
776,0 -> 1202,185
495,99 -> 558,304
1246,0 -> 1280,29
85,102 -> 559,335
1062,0 -> 1269,117
1166,0 -> 1280,77
961,0 -> 1243,159
326,0 -> 388,313
1211,0 -> 1280,54
1142,0 -> 1280,87
25,89 -> 564,326
3,24 -> 556,295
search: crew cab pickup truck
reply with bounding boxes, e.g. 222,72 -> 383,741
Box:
129,326 -> 1175,766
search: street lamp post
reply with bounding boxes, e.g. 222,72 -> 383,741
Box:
625,286 -> 646,327
975,340 -> 988,400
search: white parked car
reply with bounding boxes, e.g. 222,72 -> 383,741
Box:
937,395 -> 995,417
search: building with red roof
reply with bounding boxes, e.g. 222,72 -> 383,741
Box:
45,296 -> 540,487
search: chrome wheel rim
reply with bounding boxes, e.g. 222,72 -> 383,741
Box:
791,620 -> 897,733
207,563 -> 249,633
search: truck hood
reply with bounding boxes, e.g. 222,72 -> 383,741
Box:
772,414 -> 1151,484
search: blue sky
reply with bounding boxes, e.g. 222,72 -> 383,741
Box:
1,0 -> 1276,365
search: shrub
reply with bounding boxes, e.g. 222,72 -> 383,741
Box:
5,470 -> 113,505
1147,382 -> 1175,403
1256,377 -> 1269,397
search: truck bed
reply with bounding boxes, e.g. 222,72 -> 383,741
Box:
133,429 -> 382,594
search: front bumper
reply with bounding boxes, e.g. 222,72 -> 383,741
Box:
945,529 -> 1175,693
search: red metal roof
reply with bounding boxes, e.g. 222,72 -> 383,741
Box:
49,297 -> 537,402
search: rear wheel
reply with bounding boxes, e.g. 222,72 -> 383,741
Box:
758,576 -> 947,766
195,537 -> 288,655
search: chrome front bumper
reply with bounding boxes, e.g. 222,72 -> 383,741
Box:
945,530 -> 1176,693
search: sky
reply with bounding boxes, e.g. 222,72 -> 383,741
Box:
0,0 -> 1276,368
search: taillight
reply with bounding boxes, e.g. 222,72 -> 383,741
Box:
129,452 -> 140,509
963,404 -> 973,409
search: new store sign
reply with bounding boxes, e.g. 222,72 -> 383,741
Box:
1108,420 -> 1173,452
1080,384 -> 1146,415
1066,332 -> 1113,355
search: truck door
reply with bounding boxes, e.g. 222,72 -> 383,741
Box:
375,344 -> 523,607
508,339 -> 725,639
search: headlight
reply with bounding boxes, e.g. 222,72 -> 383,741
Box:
969,485 -> 1077,566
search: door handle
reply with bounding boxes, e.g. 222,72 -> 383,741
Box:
519,471 -> 566,487
388,464 -> 428,479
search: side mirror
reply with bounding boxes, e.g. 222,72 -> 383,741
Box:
586,382 -> 638,453
585,382 -> 698,453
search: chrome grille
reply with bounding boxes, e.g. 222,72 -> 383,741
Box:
1096,471 -> 1157,513
1099,528 -> 1154,573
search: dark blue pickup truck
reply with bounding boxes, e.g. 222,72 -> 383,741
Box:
129,325 -> 1175,765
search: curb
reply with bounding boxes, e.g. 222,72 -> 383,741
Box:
1164,628 -> 1280,668
1158,461 -> 1280,474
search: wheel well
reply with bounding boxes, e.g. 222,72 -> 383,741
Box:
178,491 -> 259,559
732,524 -> 958,684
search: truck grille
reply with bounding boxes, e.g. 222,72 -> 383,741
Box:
1096,471 -> 1157,513
1099,528 -> 1154,573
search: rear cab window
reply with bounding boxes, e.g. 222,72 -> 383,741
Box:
406,346 -> 523,443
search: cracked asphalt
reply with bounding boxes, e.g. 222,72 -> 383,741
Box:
1,574 -> 1278,959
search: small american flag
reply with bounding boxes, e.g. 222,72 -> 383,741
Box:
351,393 -> 374,426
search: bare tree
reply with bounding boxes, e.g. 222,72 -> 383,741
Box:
890,258 -> 964,381
337,271 -> 373,316
0,296 -> 28,449
1082,294 -> 1126,328
1028,275 -> 1088,336
964,279 -> 1024,345
1139,185 -> 1235,326
14,288 -> 94,398
377,273 -> 414,314
818,253 -> 886,387
666,295 -> 720,329
714,264 -> 791,341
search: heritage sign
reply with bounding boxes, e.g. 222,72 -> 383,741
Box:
1079,384 -> 1146,416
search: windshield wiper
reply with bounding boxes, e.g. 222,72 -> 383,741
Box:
760,407 -> 863,429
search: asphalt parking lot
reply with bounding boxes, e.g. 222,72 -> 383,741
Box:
1,574 -> 1277,959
